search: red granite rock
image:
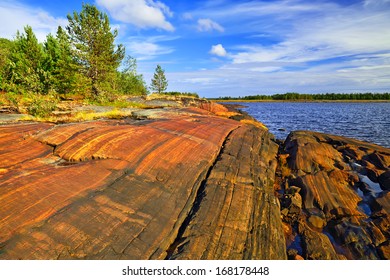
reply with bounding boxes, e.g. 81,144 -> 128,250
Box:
0,107 -> 286,260
281,131 -> 390,259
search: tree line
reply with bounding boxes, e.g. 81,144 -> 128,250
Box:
215,92 -> 390,101
0,3 -> 174,104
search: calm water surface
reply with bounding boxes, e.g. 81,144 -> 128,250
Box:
231,102 -> 390,148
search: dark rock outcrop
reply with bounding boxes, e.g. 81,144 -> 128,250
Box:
279,131 -> 390,259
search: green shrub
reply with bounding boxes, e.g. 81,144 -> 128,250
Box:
27,97 -> 57,117
163,91 -> 199,98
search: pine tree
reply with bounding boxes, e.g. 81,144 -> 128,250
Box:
150,64 -> 168,94
7,25 -> 46,94
53,26 -> 82,96
66,3 -> 125,96
42,33 -> 60,94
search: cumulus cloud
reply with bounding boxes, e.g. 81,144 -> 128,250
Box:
96,0 -> 174,31
210,44 -> 227,57
0,1 -> 66,42
197,18 -> 224,32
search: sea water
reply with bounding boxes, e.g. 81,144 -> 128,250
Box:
230,102 -> 390,148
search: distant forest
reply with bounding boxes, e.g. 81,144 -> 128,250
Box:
214,92 -> 390,101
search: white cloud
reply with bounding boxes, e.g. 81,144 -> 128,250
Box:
197,18 -> 224,32
210,44 -> 227,57
167,58 -> 390,97
125,36 -> 175,60
180,77 -> 218,85
0,1 -> 67,42
160,1 -> 390,97
96,0 -> 174,31
223,1 -> 390,68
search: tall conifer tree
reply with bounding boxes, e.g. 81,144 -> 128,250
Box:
66,3 -> 124,96
7,25 -> 45,93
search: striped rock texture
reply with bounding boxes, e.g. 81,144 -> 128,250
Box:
2,104 -> 389,260
0,107 -> 286,260
280,131 -> 390,260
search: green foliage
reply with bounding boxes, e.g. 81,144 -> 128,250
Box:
66,3 -> 125,96
0,38 -> 13,90
42,33 -> 60,93
164,91 -> 199,98
6,26 -> 47,94
1,91 -> 19,107
117,56 -> 147,95
27,96 -> 57,117
0,4 -> 147,105
52,26 -> 80,96
150,64 -> 168,94
0,38 -> 12,67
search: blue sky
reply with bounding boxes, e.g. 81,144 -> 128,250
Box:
1,0 -> 390,97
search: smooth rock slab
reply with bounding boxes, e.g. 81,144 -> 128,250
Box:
0,107 -> 286,260
169,125 -> 286,260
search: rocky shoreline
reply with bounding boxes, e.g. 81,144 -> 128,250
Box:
0,98 -> 389,259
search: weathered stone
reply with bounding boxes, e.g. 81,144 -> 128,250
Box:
282,222 -> 294,244
301,225 -> 339,260
291,192 -> 302,208
281,130 -> 390,260
2,103 -> 390,260
0,106 -> 286,260
169,125 -> 286,260
308,215 -> 326,229
378,242 -> 390,259
378,170 -> 390,190
368,223 -> 387,246
375,192 -> 390,213
372,215 -> 390,237
333,220 -> 379,259
287,248 -> 298,260
366,152 -> 390,170
366,166 -> 381,183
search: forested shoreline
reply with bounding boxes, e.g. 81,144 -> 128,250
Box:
213,92 -> 390,101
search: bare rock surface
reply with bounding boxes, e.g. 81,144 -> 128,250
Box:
1,100 -> 389,260
169,125 -> 286,259
280,130 -> 390,259
0,106 -> 285,260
